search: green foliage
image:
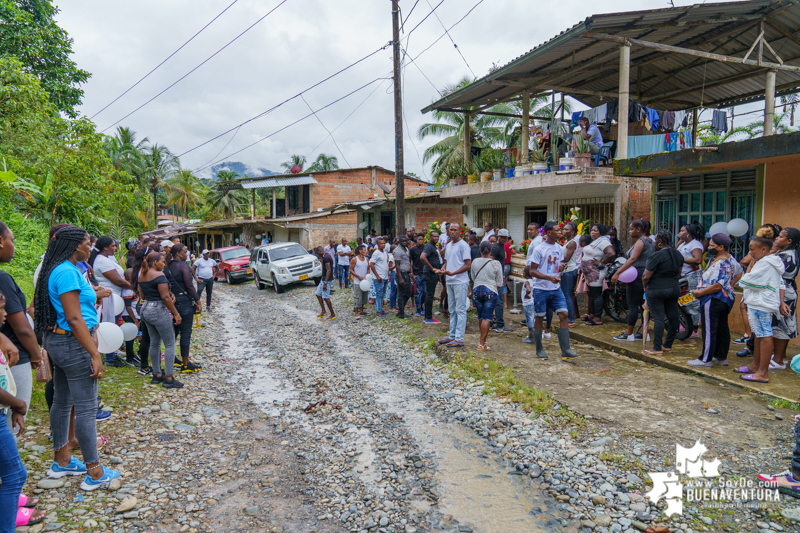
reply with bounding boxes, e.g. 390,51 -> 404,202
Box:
0,0 -> 90,117
306,153 -> 338,172
205,170 -> 246,220
0,190 -> 49,297
280,154 -> 306,173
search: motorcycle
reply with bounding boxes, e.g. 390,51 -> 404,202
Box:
601,257 -> 692,341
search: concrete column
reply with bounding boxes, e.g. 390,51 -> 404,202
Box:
617,43 -> 631,160
765,69 -> 776,136
520,96 -> 530,163
271,188 -> 276,218
463,112 -> 471,165
251,189 -> 256,219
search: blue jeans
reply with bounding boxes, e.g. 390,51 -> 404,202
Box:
473,286 -> 498,321
389,272 -> 397,309
533,288 -> 568,317
447,283 -> 469,342
336,264 -> 349,286
523,303 -> 536,328
414,274 -> 426,313
0,414 -> 26,533
373,279 -> 389,314
560,269 -> 579,323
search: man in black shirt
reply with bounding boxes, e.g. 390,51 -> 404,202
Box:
491,229 -> 512,333
314,246 -> 336,320
409,234 -> 425,316
420,231 -> 442,323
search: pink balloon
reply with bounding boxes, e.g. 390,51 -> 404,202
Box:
290,165 -> 301,174
618,266 -> 638,284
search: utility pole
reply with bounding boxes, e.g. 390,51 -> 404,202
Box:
392,0 -> 405,234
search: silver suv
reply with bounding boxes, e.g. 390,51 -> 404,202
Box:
249,243 -> 322,293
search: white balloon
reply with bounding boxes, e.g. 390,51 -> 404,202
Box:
120,322 -> 138,342
365,273 -> 373,281
358,221 -> 368,229
26,313 -> 33,329
96,323 -> 124,354
708,221 -> 729,238
474,228 -> 485,237
111,294 -> 125,316
360,279 -> 371,291
727,218 -> 749,237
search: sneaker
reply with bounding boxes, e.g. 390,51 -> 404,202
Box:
180,362 -> 202,373
396,314 -> 410,319
125,355 -> 140,367
687,358 -> 712,368
104,358 -> 125,368
614,333 -> 635,341
760,472 -> 800,498
162,376 -> 184,389
414,312 -> 421,317
733,336 -> 750,345
736,347 -> 753,357
96,410 -> 111,422
80,466 -> 121,491
633,333 -> 651,341
150,374 -> 165,385
501,326 -> 514,332
423,318 -> 441,324
173,360 -> 182,368
690,331 -> 700,338
712,358 -> 729,366
137,366 -> 153,376
206,306 -> 211,312
47,456 -> 87,478
542,332 -> 552,339
376,312 -> 386,317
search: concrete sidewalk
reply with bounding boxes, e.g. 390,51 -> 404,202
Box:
569,320 -> 800,403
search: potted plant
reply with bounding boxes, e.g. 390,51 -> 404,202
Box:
574,135 -> 593,168
529,144 -> 549,174
454,161 -> 468,186
481,149 -> 503,180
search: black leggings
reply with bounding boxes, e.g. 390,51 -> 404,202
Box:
122,316 -> 137,361
647,286 -> 680,350
626,276 -> 645,327
589,285 -> 604,319
174,309 -> 194,362
138,318 -> 151,370
424,272 -> 439,320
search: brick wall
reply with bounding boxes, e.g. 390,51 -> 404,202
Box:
310,169 -> 428,210
413,204 -> 464,229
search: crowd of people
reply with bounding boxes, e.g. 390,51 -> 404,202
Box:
1,223 -> 213,530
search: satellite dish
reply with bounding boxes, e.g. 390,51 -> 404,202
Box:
377,182 -> 393,194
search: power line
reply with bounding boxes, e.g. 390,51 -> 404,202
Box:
90,0 -> 240,120
424,0 -> 475,77
195,125 -> 243,172
409,0 -> 486,63
100,0 -> 291,133
399,0 -> 421,32
300,93 -> 352,168
404,0 -> 445,38
193,76 -> 391,174
175,43 -> 391,159
401,46 -> 441,95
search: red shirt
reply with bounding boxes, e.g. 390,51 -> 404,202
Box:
504,242 -> 513,265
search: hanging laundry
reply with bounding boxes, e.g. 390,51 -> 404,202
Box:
662,111 -> 675,132
628,134 -> 666,158
646,108 -> 661,131
570,111 -> 584,128
606,99 -> 619,121
673,110 -> 686,130
711,109 -> 728,134
680,130 -> 692,149
595,103 -> 608,124
583,107 -> 597,125
629,100 -> 640,123
666,132 -> 679,151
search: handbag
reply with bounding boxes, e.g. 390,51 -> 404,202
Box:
411,282 -> 418,296
35,348 -> 52,383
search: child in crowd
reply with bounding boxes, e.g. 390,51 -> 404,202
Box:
737,237 -> 789,383
521,265 -> 536,344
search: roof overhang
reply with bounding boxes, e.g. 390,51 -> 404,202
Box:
422,0 -> 800,114
219,175 -> 318,191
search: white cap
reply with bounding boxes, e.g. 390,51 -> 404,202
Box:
160,239 -> 173,249
497,229 -> 510,237
202,249 -> 209,254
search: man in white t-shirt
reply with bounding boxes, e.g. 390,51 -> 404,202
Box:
438,221 -> 472,347
525,222 -> 543,265
336,238 -> 352,289
369,238 -> 390,316
528,221 -> 580,360
192,250 -> 218,311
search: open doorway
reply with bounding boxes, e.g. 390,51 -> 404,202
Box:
380,211 -> 395,237
524,206 -> 548,228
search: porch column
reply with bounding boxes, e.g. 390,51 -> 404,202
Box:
463,112 -> 471,165
765,69 -> 776,136
271,188 -> 276,218
520,96 -> 530,163
691,108 -> 698,148
617,43 -> 631,159
251,189 -> 256,219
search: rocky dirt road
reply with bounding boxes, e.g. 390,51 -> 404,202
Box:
16,281 -> 800,533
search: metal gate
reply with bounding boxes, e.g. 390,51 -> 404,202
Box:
475,204 -> 508,230
555,197 -> 615,228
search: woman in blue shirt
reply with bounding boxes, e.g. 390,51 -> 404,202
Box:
33,226 -> 121,491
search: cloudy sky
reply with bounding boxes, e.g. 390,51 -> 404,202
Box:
57,0 -> 746,180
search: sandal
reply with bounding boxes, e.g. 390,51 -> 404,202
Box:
770,360 -> 787,370
733,366 -> 753,374
445,340 -> 464,348
642,349 -> 663,355
16,507 -> 45,527
477,344 -> 490,351
19,494 -> 38,508
740,374 -> 769,383
98,435 -> 108,451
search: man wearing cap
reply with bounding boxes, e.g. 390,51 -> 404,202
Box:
192,249 -> 218,312
491,230 -> 513,333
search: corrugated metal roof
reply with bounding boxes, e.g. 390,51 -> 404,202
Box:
422,0 -> 800,113
218,175 -> 318,191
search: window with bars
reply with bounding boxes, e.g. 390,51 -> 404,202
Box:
555,197 -> 615,228
475,204 -> 508,230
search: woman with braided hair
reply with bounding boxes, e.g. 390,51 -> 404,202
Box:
130,244 -> 152,376
768,227 -> 800,369
34,226 -> 121,491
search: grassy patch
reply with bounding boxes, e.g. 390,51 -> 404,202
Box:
769,398 -> 797,410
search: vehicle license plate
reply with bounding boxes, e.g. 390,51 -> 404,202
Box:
678,293 -> 696,306
298,274 -> 309,281
246,270 -> 251,274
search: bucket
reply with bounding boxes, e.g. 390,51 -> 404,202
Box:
506,167 -> 515,178
559,157 -> 575,170
531,162 -> 547,174
514,169 -> 524,178
493,169 -> 502,180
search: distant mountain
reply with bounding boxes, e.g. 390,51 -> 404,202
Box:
204,161 -> 278,181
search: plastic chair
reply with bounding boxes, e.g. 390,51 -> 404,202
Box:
593,142 -> 615,167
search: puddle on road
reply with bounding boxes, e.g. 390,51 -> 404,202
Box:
279,303 -> 558,533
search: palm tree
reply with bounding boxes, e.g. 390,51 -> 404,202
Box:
206,170 -> 246,219
781,94 -> 799,126
306,153 -> 339,172
491,95 -> 572,150
103,127 -> 149,189
742,110 -> 796,138
280,154 -> 306,173
141,144 -> 179,225
165,169 -> 205,220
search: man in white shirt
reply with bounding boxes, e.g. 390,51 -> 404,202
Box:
481,221 -> 496,243
192,249 -> 218,311
525,222 -> 543,265
437,221 -> 472,347
336,238 -> 352,289
528,221 -> 580,360
369,238 -> 390,317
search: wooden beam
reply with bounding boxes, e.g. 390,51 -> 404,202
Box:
582,31 -> 800,73
764,20 -> 800,49
703,78 -> 800,108
646,68 -> 770,104
520,98 -> 530,163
